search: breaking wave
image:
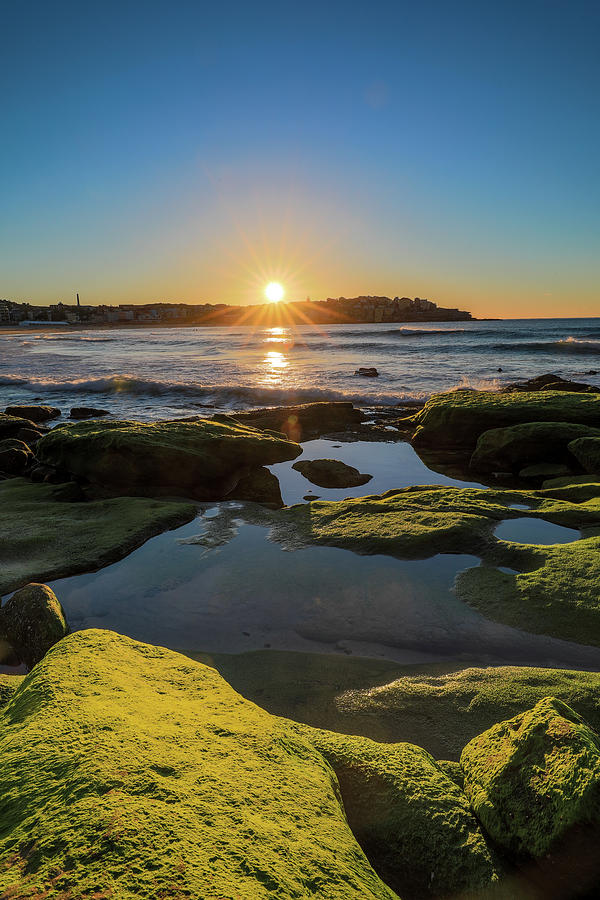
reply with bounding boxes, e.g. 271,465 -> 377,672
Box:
0,373 -> 429,408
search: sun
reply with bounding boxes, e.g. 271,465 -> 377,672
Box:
265,282 -> 285,303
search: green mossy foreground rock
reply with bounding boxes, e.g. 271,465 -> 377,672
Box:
0,629 -> 501,899
292,457 -> 372,488
569,436 -> 600,474
461,697 -> 600,858
36,417 -> 301,499
0,413 -> 41,440
410,390 -> 600,456
0,583 -> 68,668
470,421 -> 600,473
0,478 -> 196,596
296,727 -> 499,898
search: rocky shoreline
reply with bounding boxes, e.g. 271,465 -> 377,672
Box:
1,376 -> 600,896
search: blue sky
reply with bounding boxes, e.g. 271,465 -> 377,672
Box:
1,0 -> 598,315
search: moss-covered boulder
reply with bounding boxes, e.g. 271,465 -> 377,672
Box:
292,458 -> 372,488
296,727 -> 499,898
461,697 -> 600,858
0,629 -> 400,898
0,438 -> 33,475
0,583 -> 68,669
0,478 -> 196,596
0,413 -> 41,440
4,404 -> 60,422
36,417 -> 301,499
410,390 -> 600,456
470,421 -> 600,473
569,436 -> 600,474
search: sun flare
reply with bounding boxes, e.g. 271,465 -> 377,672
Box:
265,282 -> 285,303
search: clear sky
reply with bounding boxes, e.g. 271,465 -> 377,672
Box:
1,0 -> 598,317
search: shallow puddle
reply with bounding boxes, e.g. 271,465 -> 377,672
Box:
45,511 -> 600,670
495,517 -> 580,545
270,439 -> 484,506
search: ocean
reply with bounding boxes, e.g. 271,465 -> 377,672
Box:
1,317 -> 599,420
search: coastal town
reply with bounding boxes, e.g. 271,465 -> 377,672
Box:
0,294 -> 473,327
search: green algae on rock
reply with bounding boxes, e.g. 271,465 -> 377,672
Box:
0,583 -> 68,669
292,457 -> 373,488
0,629 -> 400,899
455,536 -> 600,646
0,478 -> 196,596
36,417 -> 301,499
0,413 -> 42,441
410,390 -> 600,456
294,726 -> 499,898
569,436 -> 600,474
461,697 -> 600,858
332,665 -> 600,760
470,421 -> 600,473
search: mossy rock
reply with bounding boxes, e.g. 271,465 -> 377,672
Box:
0,478 -> 196,596
0,629 -> 398,898
292,458 -> 372,488
0,438 -> 33,475
461,697 -> 600,858
0,413 -> 41,440
410,390 -> 600,456
36,417 -> 300,499
264,483 -> 600,560
0,583 -> 68,669
5,404 -> 61,422
470,421 -> 600,473
294,726 -> 500,898
569,436 -> 600,474
455,536 -> 600,646
519,462 -> 573,479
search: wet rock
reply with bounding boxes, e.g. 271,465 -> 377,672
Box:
35,418 -> 301,500
292,458 -> 372,488
226,466 -> 283,508
69,406 -> 110,419
227,402 -> 364,442
461,697 -> 600,859
470,421 -> 600,474
355,367 -> 379,377
303,494 -> 321,501
568,436 -> 600,474
502,373 -> 598,393
0,583 -> 68,669
0,439 -> 33,475
4,404 -> 61,422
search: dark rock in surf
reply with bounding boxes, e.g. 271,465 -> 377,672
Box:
70,407 -> 110,420
354,367 -> 379,377
5,405 -> 61,423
